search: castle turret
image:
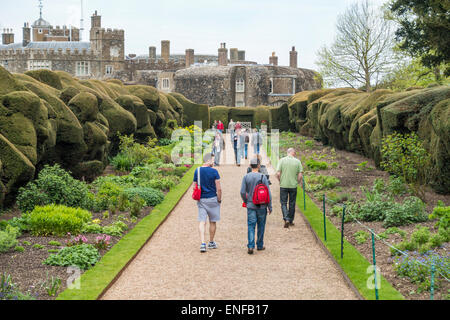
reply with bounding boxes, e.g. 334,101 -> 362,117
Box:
149,46 -> 156,61
91,10 -> 101,29
269,52 -> 278,66
161,40 -> 170,63
185,49 -> 194,67
2,29 -> 14,45
218,43 -> 228,66
23,23 -> 31,46
290,46 -> 298,69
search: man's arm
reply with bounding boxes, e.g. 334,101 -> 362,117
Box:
263,175 -> 272,213
276,159 -> 282,181
240,177 -> 247,203
216,179 -> 222,203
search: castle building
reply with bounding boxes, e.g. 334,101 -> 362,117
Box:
0,5 -> 321,106
0,9 -> 124,79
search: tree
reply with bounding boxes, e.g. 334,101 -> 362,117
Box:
390,0 -> 450,76
316,0 -> 397,91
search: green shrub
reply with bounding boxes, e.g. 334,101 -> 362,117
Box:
32,244 -> 44,250
102,221 -> 128,236
381,132 -> 431,199
429,202 -> 450,241
130,196 -> 145,218
81,222 -> 103,234
378,227 -> 407,240
354,230 -> 370,245
306,159 -> 328,171
305,174 -> 340,192
124,187 -> 164,207
0,225 -> 19,253
110,153 -> 134,172
48,241 -> 62,247
391,226 -> 445,256
22,241 -> 31,246
14,246 -> 25,253
28,205 -> 92,237
304,140 -> 314,148
383,197 -> 427,228
16,165 -> 94,213
372,178 -> 386,194
43,244 -> 100,270
387,176 -> 408,196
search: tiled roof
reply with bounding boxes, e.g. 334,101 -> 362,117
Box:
0,41 -> 91,52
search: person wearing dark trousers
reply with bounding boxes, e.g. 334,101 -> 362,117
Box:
240,158 -> 272,254
276,148 -> 303,228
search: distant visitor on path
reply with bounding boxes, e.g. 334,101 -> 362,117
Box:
251,128 -> 263,156
276,148 -> 303,228
193,153 -> 222,253
233,129 -> 245,167
217,120 -> 224,133
228,119 -> 235,143
240,157 -> 272,254
213,131 -> 224,167
242,129 -> 250,159
212,120 -> 218,130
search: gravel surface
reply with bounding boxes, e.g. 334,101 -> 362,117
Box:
102,144 -> 358,300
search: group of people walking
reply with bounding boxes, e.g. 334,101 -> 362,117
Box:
193,144 -> 303,254
211,119 -> 264,167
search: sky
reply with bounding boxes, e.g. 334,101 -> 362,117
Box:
0,0 -> 388,70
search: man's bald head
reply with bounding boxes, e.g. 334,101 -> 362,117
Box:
287,148 -> 296,156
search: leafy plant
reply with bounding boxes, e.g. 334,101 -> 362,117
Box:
94,234 -> 111,250
383,197 -> 428,228
32,244 -> 44,250
381,132 -> 431,200
306,158 -> 329,171
43,244 -> 100,270
130,196 -> 145,218
124,187 -> 164,207
354,230 -> 370,245
355,161 -> 373,172
387,176 -> 408,196
66,234 -> 88,247
16,164 -> 94,213
40,273 -> 61,297
392,226 -> 445,256
14,246 -> 25,253
304,140 -> 314,148
48,241 -> 62,247
378,227 -> 407,240
28,205 -> 92,237
0,225 -> 19,253
102,221 -> 128,237
22,241 -> 31,246
429,202 -> 449,242
82,222 -> 103,234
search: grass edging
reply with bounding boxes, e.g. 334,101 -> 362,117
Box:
297,190 -> 405,300
56,165 -> 198,300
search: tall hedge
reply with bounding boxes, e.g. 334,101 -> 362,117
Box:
170,92 -> 210,129
209,106 -> 231,128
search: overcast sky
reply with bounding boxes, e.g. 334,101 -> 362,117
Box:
0,0 -> 388,70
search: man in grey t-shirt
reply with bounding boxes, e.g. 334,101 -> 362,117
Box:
240,158 -> 272,254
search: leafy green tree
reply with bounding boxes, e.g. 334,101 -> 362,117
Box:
390,0 -> 450,76
316,0 -> 397,91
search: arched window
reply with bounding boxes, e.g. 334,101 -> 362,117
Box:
236,78 -> 245,93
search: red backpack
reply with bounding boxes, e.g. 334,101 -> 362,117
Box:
252,175 -> 270,205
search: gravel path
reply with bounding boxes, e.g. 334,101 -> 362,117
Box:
102,144 -> 358,300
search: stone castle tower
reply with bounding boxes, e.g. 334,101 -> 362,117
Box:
90,11 -> 125,75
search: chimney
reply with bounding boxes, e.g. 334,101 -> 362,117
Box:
218,43 -> 228,66
290,46 -> 298,69
238,50 -> 245,61
23,23 -> 31,47
269,52 -> 278,66
91,11 -> 101,29
149,46 -> 156,61
185,49 -> 194,67
2,29 -> 14,45
230,48 -> 238,62
161,40 -> 170,63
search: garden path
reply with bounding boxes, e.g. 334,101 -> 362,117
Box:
102,137 -> 358,300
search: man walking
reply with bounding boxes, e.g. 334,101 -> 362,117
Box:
193,153 -> 222,252
233,129 -> 245,166
276,148 -> 303,228
240,158 -> 272,254
251,128 -> 262,156
228,119 -> 236,144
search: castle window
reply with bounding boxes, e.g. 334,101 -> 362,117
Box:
76,61 -> 90,76
270,78 -> 273,94
105,65 -> 113,75
28,60 -> 51,71
38,29 -> 43,34
161,78 -> 170,90
236,78 -> 245,93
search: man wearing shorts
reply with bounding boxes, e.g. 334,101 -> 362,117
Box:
193,153 -> 222,253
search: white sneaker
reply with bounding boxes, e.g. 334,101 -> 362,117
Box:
208,241 -> 218,249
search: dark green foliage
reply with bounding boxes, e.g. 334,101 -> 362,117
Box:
124,187 -> 164,207
43,244 -> 100,270
429,202 -> 450,241
390,0 -> 450,76
16,164 -> 94,213
305,158 -> 329,171
130,196 -> 145,218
